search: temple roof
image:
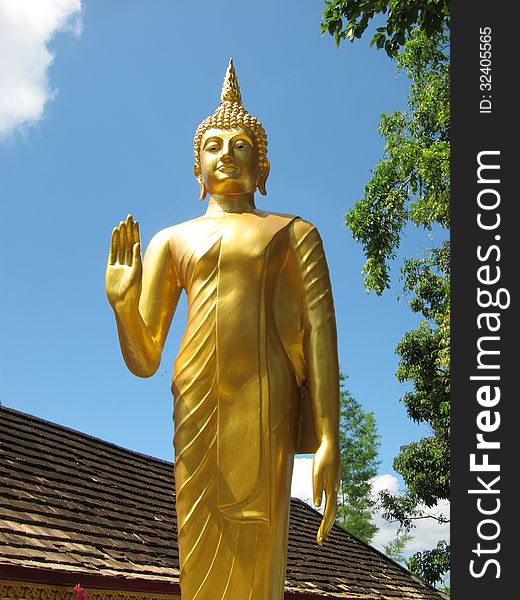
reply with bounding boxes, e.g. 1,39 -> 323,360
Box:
0,405 -> 446,599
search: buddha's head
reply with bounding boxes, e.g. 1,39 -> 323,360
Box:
193,59 -> 270,199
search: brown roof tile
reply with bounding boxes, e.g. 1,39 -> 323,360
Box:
0,406 -> 445,599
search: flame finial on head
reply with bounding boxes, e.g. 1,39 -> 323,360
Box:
193,59 -> 270,196
220,58 -> 242,105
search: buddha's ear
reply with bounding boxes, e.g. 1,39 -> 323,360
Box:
257,159 -> 270,196
194,164 -> 207,201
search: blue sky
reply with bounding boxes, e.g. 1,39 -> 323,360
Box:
0,1 -> 448,552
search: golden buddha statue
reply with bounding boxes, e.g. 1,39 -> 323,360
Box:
106,60 -> 340,600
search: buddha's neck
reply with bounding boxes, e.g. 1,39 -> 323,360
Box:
205,193 -> 256,215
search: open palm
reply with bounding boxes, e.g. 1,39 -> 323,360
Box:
106,214 -> 142,310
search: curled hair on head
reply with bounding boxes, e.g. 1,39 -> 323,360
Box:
193,59 -> 270,195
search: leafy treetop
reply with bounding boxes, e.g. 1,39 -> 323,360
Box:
322,0 -> 450,57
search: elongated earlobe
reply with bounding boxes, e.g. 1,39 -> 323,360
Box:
257,159 -> 270,196
198,180 -> 207,201
194,164 -> 207,201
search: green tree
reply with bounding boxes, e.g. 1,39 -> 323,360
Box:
322,0 -> 449,57
407,541 -> 450,591
322,5 -> 450,586
383,529 -> 413,565
351,29 -> 450,587
337,377 -> 381,544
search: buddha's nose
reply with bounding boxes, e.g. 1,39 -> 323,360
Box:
221,152 -> 233,163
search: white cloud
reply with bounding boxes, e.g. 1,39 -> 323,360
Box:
371,473 -> 400,497
0,0 -> 83,139
405,499 -> 450,553
370,474 -> 450,556
291,456 -> 314,506
291,465 -> 450,557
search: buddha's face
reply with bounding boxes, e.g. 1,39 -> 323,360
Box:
198,127 -> 259,196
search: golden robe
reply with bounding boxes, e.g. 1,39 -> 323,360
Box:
158,209 -> 337,600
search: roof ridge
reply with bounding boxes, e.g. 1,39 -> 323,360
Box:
1,428 -> 175,493
0,405 -> 174,468
289,498 -> 443,594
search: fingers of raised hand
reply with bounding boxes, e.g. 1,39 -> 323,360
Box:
109,227 -> 119,265
132,219 -> 141,266
133,218 -> 140,245
132,241 -> 141,266
110,215 -> 140,267
117,221 -> 128,265
125,215 -> 134,265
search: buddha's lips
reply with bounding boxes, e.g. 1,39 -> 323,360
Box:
218,165 -> 238,173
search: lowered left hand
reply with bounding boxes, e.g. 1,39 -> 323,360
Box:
312,438 -> 340,546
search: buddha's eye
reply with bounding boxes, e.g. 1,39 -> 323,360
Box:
234,139 -> 250,150
206,144 -> 220,153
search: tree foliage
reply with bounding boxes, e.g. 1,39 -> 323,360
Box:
407,541 -> 450,590
322,0 -> 450,57
383,529 -> 413,565
340,27 -> 450,587
337,378 -> 380,544
345,30 -> 449,296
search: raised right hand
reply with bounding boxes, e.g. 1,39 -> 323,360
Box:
106,214 -> 142,311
